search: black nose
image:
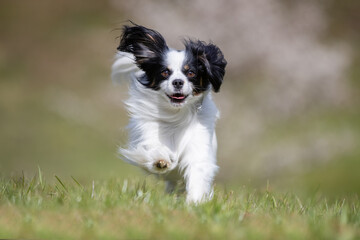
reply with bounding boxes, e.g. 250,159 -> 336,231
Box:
172,79 -> 184,89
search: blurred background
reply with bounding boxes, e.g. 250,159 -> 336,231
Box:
0,0 -> 359,197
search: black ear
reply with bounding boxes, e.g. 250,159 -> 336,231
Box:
185,40 -> 227,92
117,24 -> 169,72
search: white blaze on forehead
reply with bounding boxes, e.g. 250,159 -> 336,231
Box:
166,50 -> 186,75
162,50 -> 193,95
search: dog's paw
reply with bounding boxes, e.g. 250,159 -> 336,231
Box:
154,159 -> 169,169
147,146 -> 177,174
148,158 -> 174,174
120,144 -> 178,174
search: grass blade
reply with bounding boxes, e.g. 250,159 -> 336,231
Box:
55,175 -> 68,192
71,176 -> 83,189
38,166 -> 44,190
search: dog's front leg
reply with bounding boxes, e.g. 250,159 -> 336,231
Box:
184,160 -> 218,203
121,120 -> 179,174
182,131 -> 219,204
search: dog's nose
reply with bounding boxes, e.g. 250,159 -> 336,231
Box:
172,79 -> 184,89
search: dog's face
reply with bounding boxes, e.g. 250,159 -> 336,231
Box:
118,24 -> 227,108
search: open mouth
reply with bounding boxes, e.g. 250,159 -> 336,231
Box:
167,93 -> 188,104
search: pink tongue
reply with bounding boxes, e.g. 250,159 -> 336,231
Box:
172,95 -> 185,100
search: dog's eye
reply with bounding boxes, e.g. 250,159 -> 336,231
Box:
161,69 -> 170,78
187,71 -> 196,78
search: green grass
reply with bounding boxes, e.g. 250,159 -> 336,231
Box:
0,173 -> 359,240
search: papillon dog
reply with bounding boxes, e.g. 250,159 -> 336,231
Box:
112,24 -> 227,203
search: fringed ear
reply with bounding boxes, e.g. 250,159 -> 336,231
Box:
117,24 -> 169,73
203,44 -> 227,92
185,40 -> 227,92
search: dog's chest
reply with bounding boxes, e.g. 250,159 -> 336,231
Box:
158,120 -> 193,151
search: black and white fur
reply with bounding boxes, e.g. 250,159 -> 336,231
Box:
112,24 -> 227,203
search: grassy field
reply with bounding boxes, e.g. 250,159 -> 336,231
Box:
0,172 -> 359,240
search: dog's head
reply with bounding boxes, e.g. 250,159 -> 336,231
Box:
117,24 -> 227,108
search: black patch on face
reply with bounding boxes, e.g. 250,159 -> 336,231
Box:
184,40 -> 227,93
182,53 -> 209,94
137,65 -> 172,90
117,23 -> 170,89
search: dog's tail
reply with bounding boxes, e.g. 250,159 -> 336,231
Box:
111,51 -> 143,84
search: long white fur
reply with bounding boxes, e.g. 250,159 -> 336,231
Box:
112,51 -> 220,203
